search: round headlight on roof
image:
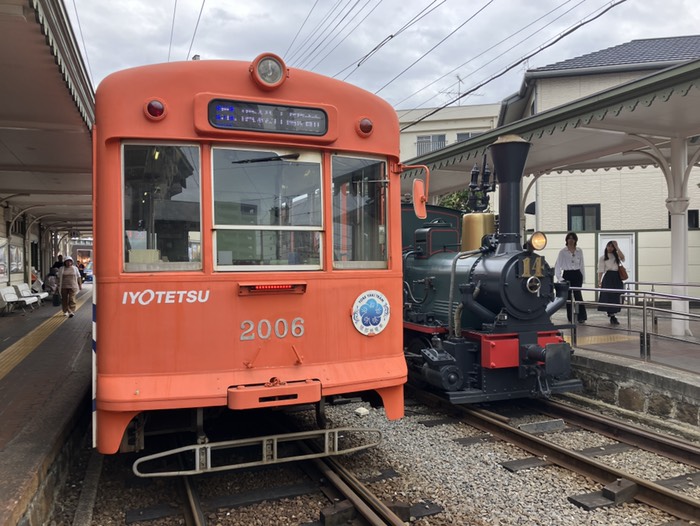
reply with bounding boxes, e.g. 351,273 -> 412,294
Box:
250,53 -> 287,90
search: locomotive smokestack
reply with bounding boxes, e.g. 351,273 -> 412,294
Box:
489,135 -> 531,252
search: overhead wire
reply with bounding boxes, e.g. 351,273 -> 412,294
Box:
400,0 -> 629,131
334,0 -> 446,80
374,0 -> 495,95
185,0 -> 207,60
286,0 -> 345,65
395,0 -> 585,112
303,0 -> 381,71
284,0 -> 320,59
70,0 -> 94,87
167,0 -> 178,62
296,0 -> 368,70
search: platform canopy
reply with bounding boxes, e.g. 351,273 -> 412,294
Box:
401,59 -> 700,196
0,0 -> 94,235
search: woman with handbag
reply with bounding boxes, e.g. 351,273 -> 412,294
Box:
597,240 -> 625,325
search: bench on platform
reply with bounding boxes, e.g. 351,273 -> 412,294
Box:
15,282 -> 49,305
0,286 -> 38,314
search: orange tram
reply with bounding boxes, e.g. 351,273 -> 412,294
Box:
92,54 -> 415,474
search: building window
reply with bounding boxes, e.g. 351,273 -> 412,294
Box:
416,134 -> 446,156
568,204 -> 600,232
456,131 -> 483,143
667,209 -> 699,229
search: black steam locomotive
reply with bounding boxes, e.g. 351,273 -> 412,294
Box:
402,135 -> 582,403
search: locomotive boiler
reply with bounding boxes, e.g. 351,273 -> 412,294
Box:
403,135 -> 582,403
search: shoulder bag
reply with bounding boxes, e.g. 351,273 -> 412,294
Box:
618,264 -> 629,281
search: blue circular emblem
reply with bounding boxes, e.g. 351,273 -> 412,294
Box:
351,290 -> 390,336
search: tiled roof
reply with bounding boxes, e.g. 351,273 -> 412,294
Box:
531,35 -> 700,72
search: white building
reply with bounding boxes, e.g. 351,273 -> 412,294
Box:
398,104 -> 499,161
398,36 -> 700,294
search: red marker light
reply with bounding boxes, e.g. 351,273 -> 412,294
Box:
356,117 -> 373,137
144,100 -> 166,120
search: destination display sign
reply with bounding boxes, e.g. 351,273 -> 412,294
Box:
208,99 -> 327,136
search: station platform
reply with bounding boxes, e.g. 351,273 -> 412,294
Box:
0,285 -> 92,526
0,289 -> 697,524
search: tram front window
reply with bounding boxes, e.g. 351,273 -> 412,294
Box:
212,148 -> 322,270
331,156 -> 388,269
122,144 -> 202,272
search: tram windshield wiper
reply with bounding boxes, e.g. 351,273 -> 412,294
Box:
232,153 -> 300,164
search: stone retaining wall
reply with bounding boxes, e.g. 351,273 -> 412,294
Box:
571,349 -> 700,428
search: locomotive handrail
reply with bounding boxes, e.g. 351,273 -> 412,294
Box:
447,248 -> 485,336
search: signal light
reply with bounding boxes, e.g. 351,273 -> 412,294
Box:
144,99 -> 166,120
356,117 -> 373,137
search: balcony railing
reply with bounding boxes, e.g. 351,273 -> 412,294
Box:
416,140 -> 447,156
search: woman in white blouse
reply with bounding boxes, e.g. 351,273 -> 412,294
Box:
597,240 -> 625,325
554,232 -> 587,324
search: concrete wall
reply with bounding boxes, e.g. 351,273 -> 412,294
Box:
535,72 -> 650,112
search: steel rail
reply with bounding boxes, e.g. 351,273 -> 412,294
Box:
298,440 -> 405,526
460,405 -> 700,522
181,475 -> 207,526
407,388 -> 700,522
312,456 -> 406,526
534,399 -> 700,469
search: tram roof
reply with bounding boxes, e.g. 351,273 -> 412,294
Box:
401,58 -> 700,196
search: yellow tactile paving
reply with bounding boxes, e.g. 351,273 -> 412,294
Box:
0,294 -> 90,382
562,334 -> 637,345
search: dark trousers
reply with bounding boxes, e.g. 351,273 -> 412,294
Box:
562,269 -> 587,322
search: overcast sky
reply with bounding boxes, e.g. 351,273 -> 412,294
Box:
66,0 -> 700,111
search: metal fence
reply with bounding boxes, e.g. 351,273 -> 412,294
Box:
568,281 -> 700,363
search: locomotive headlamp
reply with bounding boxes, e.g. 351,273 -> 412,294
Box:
528,231 -> 547,251
250,53 -> 287,90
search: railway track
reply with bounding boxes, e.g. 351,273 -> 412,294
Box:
408,386 -> 700,522
54,394 -> 699,524
146,449 -> 409,525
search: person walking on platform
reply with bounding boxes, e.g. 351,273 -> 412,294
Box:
58,256 -> 82,318
555,232 -> 587,324
597,240 -> 625,325
52,254 -> 64,270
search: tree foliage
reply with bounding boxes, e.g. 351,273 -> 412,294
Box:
438,190 -> 491,213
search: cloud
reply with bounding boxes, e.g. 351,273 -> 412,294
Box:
68,0 -> 700,109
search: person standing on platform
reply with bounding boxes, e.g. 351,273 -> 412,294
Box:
52,254 -> 64,269
555,232 -> 587,324
58,256 -> 82,318
597,240 -> 625,325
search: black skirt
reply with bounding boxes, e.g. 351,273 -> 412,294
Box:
597,269 -> 624,314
